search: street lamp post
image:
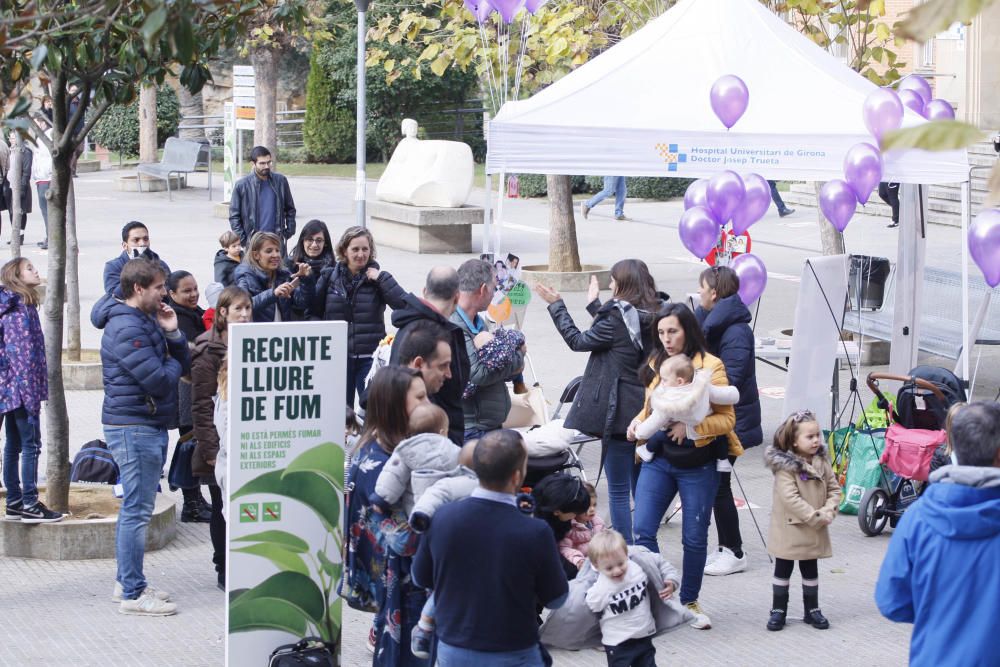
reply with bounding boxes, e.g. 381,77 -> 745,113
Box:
355,0 -> 369,228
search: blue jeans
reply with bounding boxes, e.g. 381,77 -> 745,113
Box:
768,180 -> 788,214
604,437 -> 640,543
438,641 -> 545,667
105,424 -> 168,600
347,356 -> 374,407
586,176 -> 626,217
633,456 -> 719,605
3,408 -> 42,508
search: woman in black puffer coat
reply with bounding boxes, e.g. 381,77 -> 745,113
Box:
312,226 -> 406,405
285,219 -> 334,320
695,265 -> 762,576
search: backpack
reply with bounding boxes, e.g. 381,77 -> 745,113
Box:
70,439 -> 120,484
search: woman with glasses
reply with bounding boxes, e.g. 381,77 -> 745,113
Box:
695,265 -> 762,578
629,302 -> 739,631
287,220 -> 334,319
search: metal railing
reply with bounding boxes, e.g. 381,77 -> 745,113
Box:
176,109 -> 306,148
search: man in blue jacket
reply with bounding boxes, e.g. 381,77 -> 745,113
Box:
413,429 -> 567,665
93,259 -> 189,617
875,401 -> 1000,666
102,221 -> 171,295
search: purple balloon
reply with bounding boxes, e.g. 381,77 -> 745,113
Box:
710,75 -> 749,129
524,0 -> 547,12
899,75 -> 932,106
924,99 -> 956,121
843,143 -> 884,205
899,89 -> 926,118
463,0 -> 478,12
707,170 -> 746,225
862,88 -> 904,141
970,209 -> 1000,287
488,0 -> 525,23
679,206 -> 721,259
684,179 -> 710,210
730,253 -> 768,305
475,0 -> 494,22
819,179 -> 858,232
731,173 -> 770,236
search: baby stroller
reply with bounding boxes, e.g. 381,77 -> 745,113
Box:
858,366 -> 966,536
522,376 -> 594,487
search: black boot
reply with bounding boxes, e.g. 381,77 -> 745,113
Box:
767,585 -> 788,631
803,586 -> 830,629
181,499 -> 211,523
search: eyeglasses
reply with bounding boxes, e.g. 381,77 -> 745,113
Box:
305,238 -> 325,246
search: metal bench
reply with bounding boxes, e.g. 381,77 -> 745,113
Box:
843,265 -> 1000,360
136,137 -> 205,201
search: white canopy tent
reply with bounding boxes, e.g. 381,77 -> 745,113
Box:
486,0 -> 967,183
485,0 -> 977,384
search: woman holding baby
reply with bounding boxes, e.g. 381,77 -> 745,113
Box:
629,301 -> 741,632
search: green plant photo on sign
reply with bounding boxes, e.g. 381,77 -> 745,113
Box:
230,442 -> 344,645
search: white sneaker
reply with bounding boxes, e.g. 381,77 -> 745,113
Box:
685,601 -> 712,630
704,547 -> 748,576
705,548 -> 723,567
112,581 -> 171,603
636,444 -> 654,463
716,459 -> 733,473
580,202 -> 590,219
119,590 -> 177,616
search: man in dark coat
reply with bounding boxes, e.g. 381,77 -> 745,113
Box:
91,259 -> 189,617
103,221 -> 171,295
228,145 -> 296,251
389,266 -> 467,445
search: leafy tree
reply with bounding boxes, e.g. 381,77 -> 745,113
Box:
90,85 -> 181,158
0,0 -> 257,511
303,48 -> 357,162
241,0 -> 332,153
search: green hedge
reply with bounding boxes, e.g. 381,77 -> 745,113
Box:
514,175 -> 694,200
90,86 -> 180,158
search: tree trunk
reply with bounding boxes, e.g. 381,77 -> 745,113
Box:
9,134 -> 24,258
547,175 -> 582,272
65,180 -> 81,361
252,46 -> 279,157
177,87 -> 205,141
44,147 -> 72,512
815,181 -> 846,255
139,84 -> 158,164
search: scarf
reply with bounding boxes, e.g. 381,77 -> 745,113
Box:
612,299 -> 643,351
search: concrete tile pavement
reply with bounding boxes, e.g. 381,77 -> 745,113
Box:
8,166 -> 988,664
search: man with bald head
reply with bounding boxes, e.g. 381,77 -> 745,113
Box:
390,266 -> 468,444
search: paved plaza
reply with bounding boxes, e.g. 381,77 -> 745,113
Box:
2,167 -> 995,666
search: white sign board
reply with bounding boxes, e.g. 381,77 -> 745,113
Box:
225,321 -> 347,667
233,65 -> 255,76
783,255 -> 849,428
233,75 -> 256,87
224,102 -> 236,202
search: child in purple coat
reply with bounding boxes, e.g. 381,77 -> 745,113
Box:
0,258 -> 61,523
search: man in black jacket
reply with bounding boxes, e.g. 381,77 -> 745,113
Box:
389,266 -> 468,445
228,146 -> 296,251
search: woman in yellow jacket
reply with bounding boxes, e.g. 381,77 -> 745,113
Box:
628,303 -> 740,631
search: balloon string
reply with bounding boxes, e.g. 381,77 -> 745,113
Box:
478,22 -> 499,115
513,12 -> 530,101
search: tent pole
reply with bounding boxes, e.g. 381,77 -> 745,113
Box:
495,169 -> 507,257
483,112 -> 493,256
960,179 -> 971,384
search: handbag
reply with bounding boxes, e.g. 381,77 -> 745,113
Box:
167,431 -> 198,490
504,383 -> 548,429
267,637 -> 336,667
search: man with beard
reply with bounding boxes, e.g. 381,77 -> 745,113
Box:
229,145 -> 296,253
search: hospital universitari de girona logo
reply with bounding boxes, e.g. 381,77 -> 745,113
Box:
655,143 -> 687,172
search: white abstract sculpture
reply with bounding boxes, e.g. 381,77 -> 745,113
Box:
376,118 -> 474,208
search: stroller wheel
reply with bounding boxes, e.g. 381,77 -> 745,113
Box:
858,487 -> 890,536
